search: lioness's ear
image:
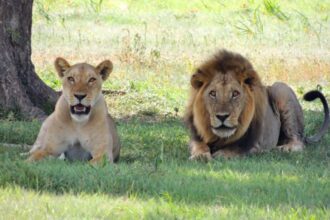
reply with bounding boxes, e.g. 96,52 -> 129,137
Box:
54,57 -> 70,78
96,60 -> 113,81
191,69 -> 206,89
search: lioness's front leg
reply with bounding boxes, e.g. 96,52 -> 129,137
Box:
89,145 -> 114,165
28,142 -> 65,162
27,148 -> 52,161
189,140 -> 212,161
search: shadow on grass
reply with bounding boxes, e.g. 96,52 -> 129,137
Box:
0,110 -> 329,208
0,146 -> 329,209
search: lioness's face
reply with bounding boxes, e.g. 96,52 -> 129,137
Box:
55,58 -> 113,122
203,73 -> 246,138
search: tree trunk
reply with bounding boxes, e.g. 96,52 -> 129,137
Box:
0,0 -> 58,120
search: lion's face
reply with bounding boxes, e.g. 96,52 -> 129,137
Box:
203,73 -> 247,138
55,58 -> 113,122
190,50 -> 263,142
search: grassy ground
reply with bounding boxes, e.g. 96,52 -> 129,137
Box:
1,0 -> 330,219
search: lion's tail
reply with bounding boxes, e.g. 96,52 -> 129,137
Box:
303,90 -> 330,144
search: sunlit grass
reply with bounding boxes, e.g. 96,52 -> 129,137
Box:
31,0 -> 330,117
0,137 -> 329,219
2,186 -> 327,219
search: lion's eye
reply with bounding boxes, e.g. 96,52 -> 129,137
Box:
232,90 -> 240,98
209,90 -> 216,98
67,77 -> 75,83
88,77 -> 96,83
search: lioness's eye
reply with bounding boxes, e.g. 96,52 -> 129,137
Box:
88,77 -> 96,83
67,77 -> 75,83
209,90 -> 216,98
232,90 -> 240,98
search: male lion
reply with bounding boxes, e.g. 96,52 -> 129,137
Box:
28,58 -> 120,164
185,50 -> 329,160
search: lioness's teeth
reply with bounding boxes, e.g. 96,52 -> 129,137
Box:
74,106 -> 86,112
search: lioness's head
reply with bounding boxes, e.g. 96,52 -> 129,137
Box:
191,50 -> 264,141
55,57 -> 113,122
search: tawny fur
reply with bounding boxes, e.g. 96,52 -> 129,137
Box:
185,49 -> 329,160
28,58 -> 120,164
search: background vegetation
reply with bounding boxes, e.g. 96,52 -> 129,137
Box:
0,0 -> 329,219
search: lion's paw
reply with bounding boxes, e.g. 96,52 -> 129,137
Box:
189,152 -> 212,162
278,142 -> 303,152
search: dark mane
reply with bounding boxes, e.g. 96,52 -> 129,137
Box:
186,49 -> 267,155
199,49 -> 254,75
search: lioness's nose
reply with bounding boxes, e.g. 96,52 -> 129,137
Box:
216,113 -> 229,122
74,94 -> 86,101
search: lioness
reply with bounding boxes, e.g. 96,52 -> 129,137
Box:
185,50 -> 329,160
28,58 -> 120,163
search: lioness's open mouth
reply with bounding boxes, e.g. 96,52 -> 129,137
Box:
70,104 -> 91,115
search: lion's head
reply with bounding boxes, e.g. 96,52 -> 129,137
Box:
54,57 -> 113,122
188,50 -> 266,144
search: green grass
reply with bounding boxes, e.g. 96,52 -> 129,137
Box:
1,138 -> 330,219
1,112 -> 330,219
0,158 -> 329,219
31,0 -> 330,117
1,0 -> 330,219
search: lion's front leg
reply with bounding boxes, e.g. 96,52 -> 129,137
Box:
211,146 -> 243,159
189,140 -> 212,161
278,137 -> 304,152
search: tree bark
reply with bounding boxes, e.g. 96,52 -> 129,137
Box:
0,0 -> 57,120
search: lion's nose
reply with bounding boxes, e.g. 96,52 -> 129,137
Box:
74,94 -> 87,101
216,113 -> 229,122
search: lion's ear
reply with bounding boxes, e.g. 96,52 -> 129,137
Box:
241,69 -> 261,87
191,69 -> 207,89
54,57 -> 71,78
244,76 -> 255,86
96,60 -> 113,81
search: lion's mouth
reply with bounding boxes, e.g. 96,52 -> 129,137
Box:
70,104 -> 91,115
212,125 -> 236,131
211,125 -> 237,138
